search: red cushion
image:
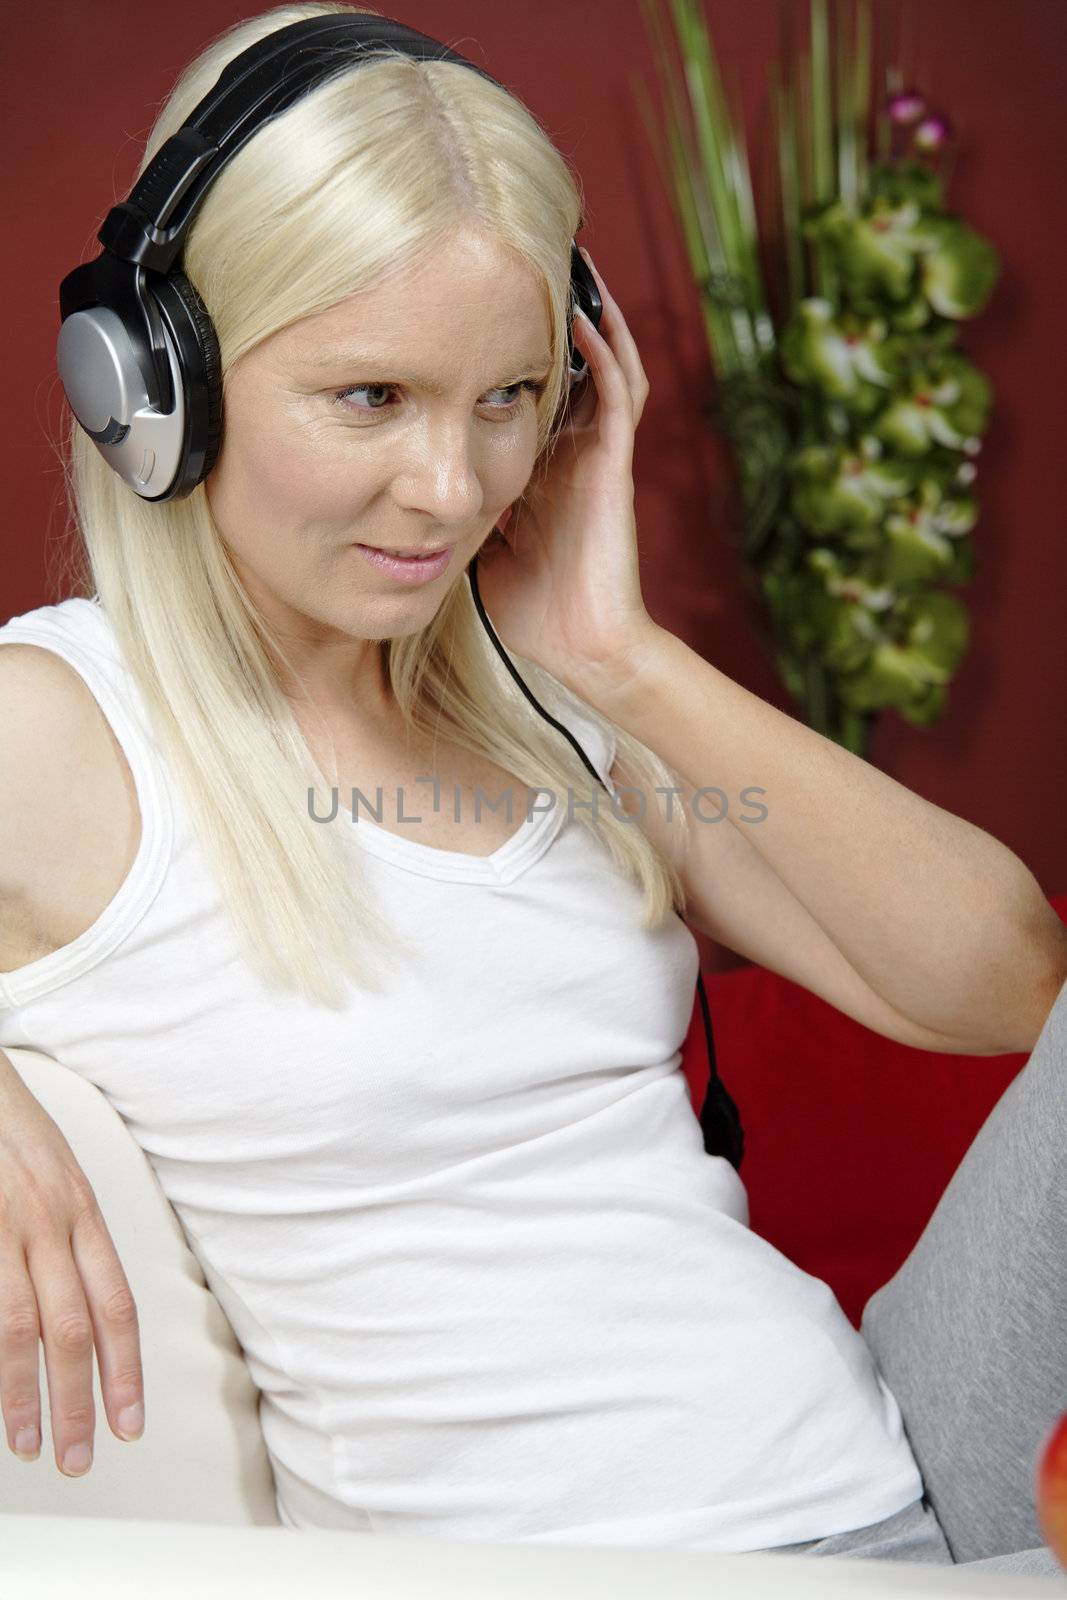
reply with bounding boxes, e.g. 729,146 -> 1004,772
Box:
679,892 -> 1067,1327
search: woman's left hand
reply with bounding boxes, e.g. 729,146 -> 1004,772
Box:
470,248 -> 657,697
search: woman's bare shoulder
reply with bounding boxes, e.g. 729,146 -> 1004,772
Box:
0,641 -> 141,972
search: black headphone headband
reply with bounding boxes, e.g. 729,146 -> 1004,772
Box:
57,10 -> 601,502
99,15 -> 503,275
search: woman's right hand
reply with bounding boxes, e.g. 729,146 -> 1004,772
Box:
0,1065 -> 144,1475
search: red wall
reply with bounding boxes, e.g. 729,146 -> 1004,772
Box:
4,1 -> 1065,972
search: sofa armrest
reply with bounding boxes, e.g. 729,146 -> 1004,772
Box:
0,1047 -> 279,1526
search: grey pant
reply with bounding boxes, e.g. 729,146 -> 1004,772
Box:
761,973 -> 1067,1578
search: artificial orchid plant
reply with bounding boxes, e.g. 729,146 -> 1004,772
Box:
635,0 -> 1000,755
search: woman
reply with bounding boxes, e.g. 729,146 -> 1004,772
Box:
1,1 -> 1065,1574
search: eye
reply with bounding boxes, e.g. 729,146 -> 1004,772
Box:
331,378 -> 547,419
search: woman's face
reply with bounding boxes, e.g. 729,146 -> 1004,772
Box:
205,227 -> 554,708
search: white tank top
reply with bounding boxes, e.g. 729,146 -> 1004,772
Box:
0,596 -> 923,1550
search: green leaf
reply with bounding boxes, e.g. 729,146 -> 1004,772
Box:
918,218 -> 1001,318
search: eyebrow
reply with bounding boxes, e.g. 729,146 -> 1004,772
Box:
300,351 -> 553,391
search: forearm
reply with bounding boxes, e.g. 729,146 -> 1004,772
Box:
573,625 -> 1067,1050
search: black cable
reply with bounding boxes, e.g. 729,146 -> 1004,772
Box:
466,553 -> 745,1172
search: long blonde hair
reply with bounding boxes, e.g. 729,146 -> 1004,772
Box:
60,0 -> 691,1006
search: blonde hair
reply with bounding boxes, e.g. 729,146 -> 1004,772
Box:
59,0 -> 691,1006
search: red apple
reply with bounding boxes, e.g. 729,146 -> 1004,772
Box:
1035,1410 -> 1067,1569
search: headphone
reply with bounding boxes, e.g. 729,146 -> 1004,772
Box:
56,10 -> 744,1171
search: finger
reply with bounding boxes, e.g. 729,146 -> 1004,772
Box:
0,1246 -> 44,1461
70,1204 -> 145,1445
572,309 -> 637,451
27,1231 -> 98,1475
573,286 -> 646,428
578,249 -> 651,417
562,356 -> 599,433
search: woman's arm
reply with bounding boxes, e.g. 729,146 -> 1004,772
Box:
578,624 -> 1067,1057
0,647 -> 148,1474
607,744 -> 1038,1056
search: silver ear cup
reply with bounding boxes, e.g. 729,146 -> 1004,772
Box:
56,305 -> 187,498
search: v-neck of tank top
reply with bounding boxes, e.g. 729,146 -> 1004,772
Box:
70,596 -> 572,890
340,788 -> 568,885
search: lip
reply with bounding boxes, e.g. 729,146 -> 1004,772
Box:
364,542 -> 455,557
353,542 -> 456,584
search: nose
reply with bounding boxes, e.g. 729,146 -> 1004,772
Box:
392,416 -> 487,525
